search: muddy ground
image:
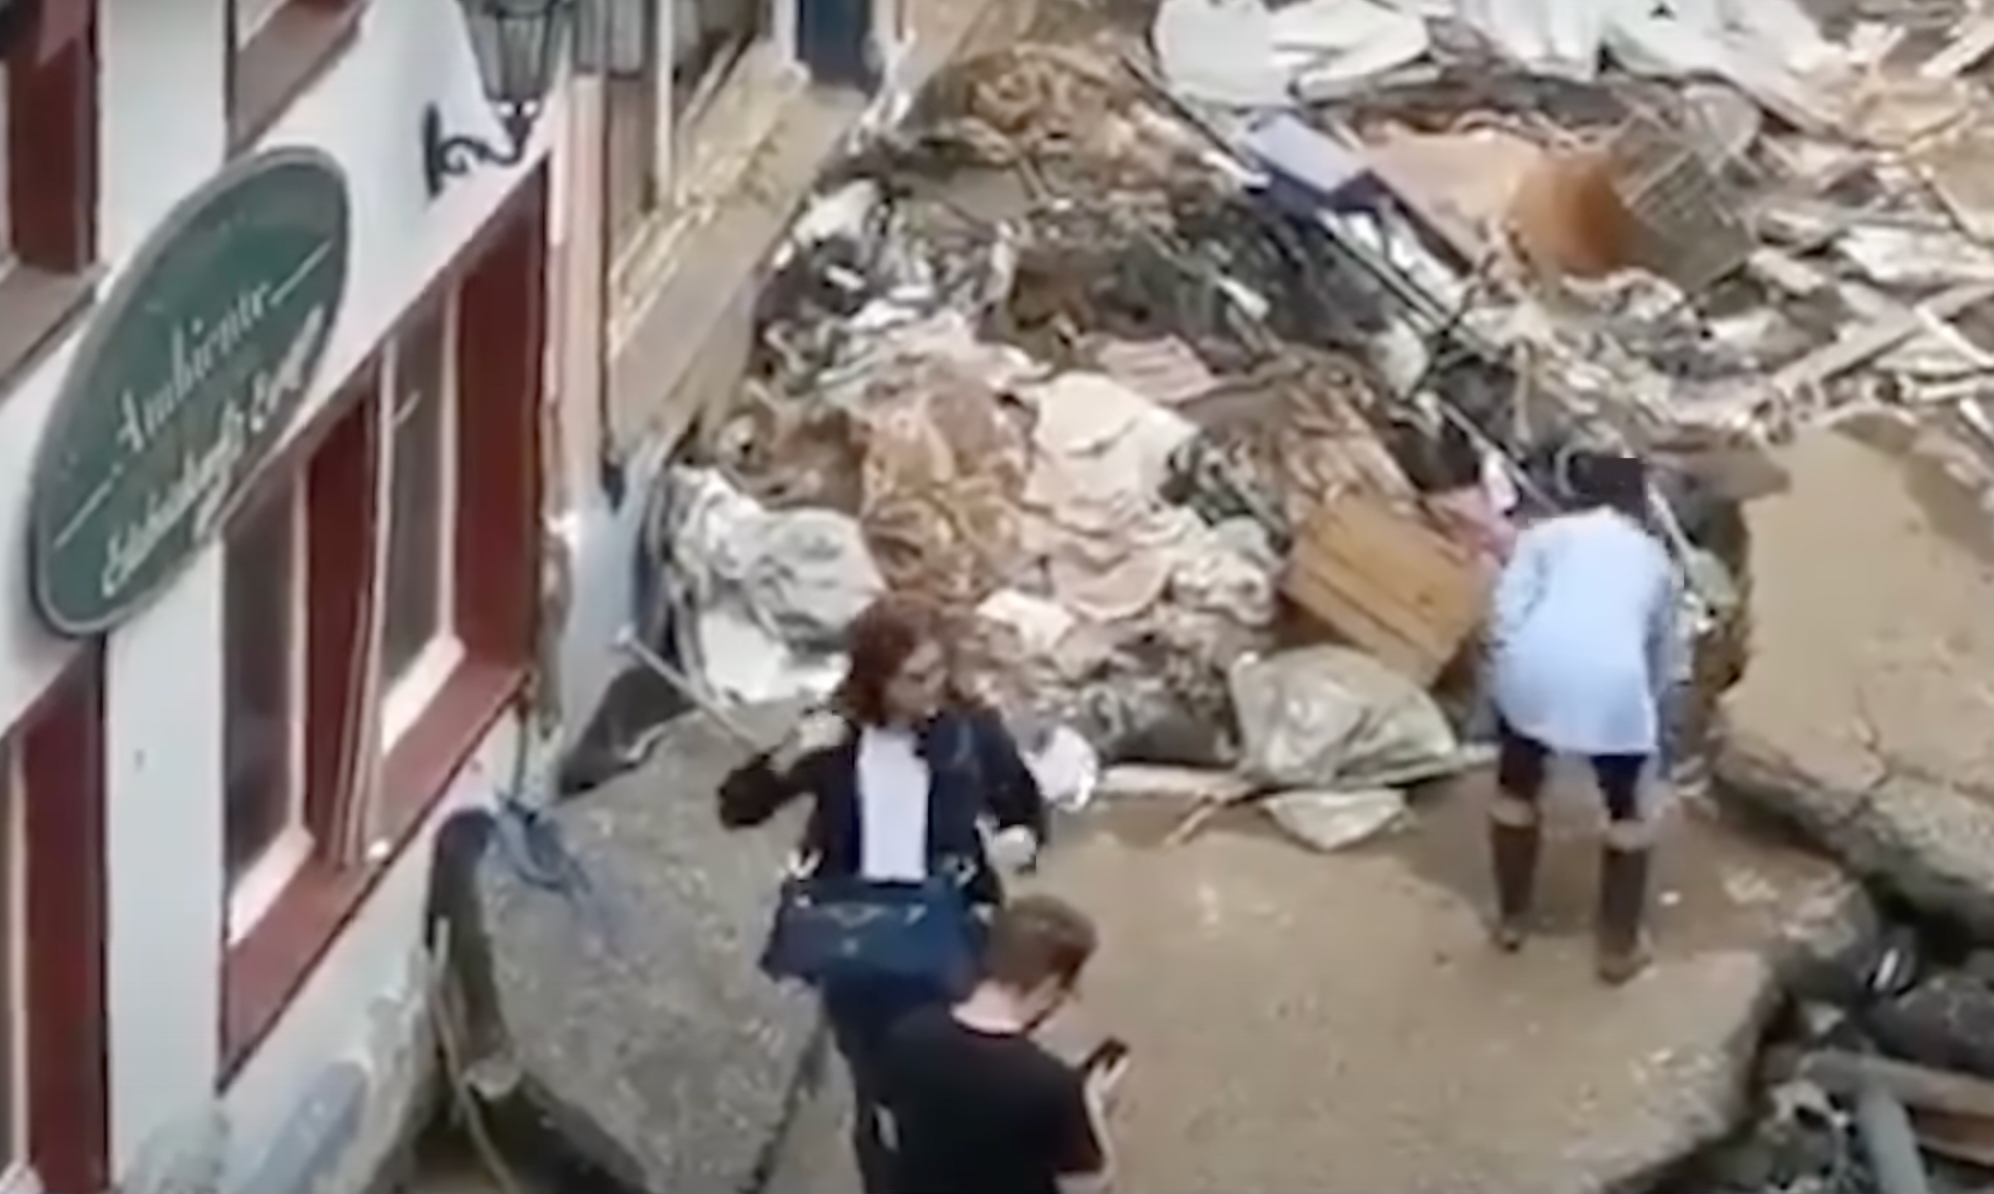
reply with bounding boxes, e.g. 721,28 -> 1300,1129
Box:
1720,419 -> 1994,940
764,768 -> 1855,1193
417,419 -> 1994,1193
1729,416 -> 1994,807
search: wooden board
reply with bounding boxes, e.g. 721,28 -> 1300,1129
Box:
1796,1050 -> 1994,1121
1912,1109 -> 1994,1169
1281,494 -> 1487,686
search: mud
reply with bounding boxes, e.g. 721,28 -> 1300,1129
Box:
1719,424 -> 1994,936
765,768 -> 1864,1193
1836,413 -> 1994,567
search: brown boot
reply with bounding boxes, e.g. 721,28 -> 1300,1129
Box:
1596,823 -> 1654,985
1488,795 -> 1541,952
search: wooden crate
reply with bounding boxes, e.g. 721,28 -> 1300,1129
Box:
1281,494 -> 1488,686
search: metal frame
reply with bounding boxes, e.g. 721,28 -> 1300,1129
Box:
422,102 -> 539,198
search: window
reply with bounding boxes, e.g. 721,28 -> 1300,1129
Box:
222,488 -> 310,944
672,0 -> 762,117
0,64 -> 12,274
592,0 -> 767,254
0,751 -> 25,1193
233,0 -> 290,44
605,71 -> 661,247
0,655 -> 110,1194
0,4 -> 100,393
380,298 -> 462,743
226,0 -> 363,149
222,175 -> 546,1072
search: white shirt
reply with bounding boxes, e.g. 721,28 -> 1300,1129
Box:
855,727 -> 931,882
1490,509 -> 1681,757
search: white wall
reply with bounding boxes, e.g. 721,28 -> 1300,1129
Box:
0,0 -> 560,1184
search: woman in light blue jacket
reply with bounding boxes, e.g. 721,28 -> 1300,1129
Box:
1484,452 -> 1681,984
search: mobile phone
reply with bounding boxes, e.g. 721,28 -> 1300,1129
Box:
1079,1037 -> 1130,1076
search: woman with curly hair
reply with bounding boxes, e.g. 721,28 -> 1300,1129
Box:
718,595 -> 1049,1192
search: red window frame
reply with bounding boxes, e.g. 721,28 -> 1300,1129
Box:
219,168 -> 547,1073
225,0 -> 363,151
0,0 -> 99,393
5,653 -> 111,1194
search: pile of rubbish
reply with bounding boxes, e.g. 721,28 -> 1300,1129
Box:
1678,928 -> 1994,1194
642,6 -> 1825,845
1141,0 -> 1994,437
647,0 -> 1994,858
519,3 -> 1994,1182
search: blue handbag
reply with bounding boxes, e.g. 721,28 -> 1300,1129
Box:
757,715 -> 987,992
759,870 -> 979,991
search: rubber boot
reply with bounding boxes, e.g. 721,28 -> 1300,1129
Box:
1596,822 -> 1654,985
1488,795 -> 1541,952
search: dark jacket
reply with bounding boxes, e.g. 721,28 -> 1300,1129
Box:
718,706 -> 1048,907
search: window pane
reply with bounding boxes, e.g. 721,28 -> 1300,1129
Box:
234,0 -> 287,44
381,304 -> 451,685
223,491 -> 298,883
604,74 -> 657,245
673,0 -> 760,110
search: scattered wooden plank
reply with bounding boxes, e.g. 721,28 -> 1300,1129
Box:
1911,1108 -> 1994,1169
1769,282 -> 1994,396
1097,765 -> 1256,805
1162,788 -> 1260,848
1793,1050 -> 1994,1122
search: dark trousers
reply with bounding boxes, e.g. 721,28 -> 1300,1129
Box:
1495,720 -> 1647,822
819,973 -> 951,1194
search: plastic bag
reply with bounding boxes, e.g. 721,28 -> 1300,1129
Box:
1229,646 -> 1461,789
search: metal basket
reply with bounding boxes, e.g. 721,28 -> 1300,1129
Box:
1603,105 -> 1754,295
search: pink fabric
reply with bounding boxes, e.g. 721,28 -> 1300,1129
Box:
1426,487 -> 1519,577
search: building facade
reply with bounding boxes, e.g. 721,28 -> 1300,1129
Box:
0,0 -> 555,1190
0,0 -> 1023,1186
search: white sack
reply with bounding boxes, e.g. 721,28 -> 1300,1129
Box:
1263,788 -> 1408,852
1229,646 -> 1460,789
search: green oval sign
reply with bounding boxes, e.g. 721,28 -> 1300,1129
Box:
29,148 -> 351,636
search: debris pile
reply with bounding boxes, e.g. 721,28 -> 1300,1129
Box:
659,14 -> 1994,1176
1682,933 -> 1994,1194
1258,0 -> 1994,437
653,22 -> 1788,839
640,0 -> 1994,856
512,1 -> 1994,1188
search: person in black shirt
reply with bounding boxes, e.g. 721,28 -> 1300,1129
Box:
880,894 -> 1121,1194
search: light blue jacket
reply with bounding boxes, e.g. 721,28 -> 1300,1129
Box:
1489,509 -> 1681,757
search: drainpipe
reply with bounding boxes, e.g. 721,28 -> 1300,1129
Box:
1856,1079 -> 1934,1194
